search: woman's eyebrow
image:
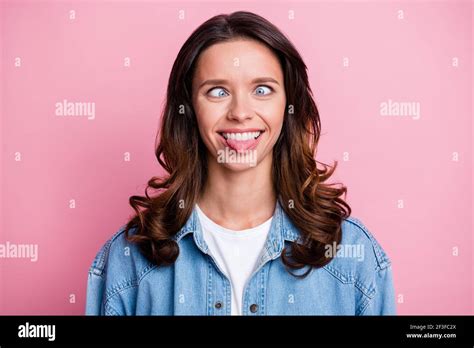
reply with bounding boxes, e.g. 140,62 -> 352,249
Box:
198,77 -> 280,90
252,77 -> 280,85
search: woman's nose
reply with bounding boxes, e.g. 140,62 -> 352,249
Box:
227,91 -> 253,122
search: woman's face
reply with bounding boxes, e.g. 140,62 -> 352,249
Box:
192,38 -> 286,171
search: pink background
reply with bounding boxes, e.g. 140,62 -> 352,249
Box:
0,0 -> 472,315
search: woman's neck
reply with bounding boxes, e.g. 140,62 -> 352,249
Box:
197,153 -> 276,230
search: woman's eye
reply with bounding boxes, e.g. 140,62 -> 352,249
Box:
207,85 -> 273,98
208,87 -> 228,98
254,85 -> 273,96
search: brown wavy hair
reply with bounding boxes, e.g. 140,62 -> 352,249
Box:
124,10 -> 351,278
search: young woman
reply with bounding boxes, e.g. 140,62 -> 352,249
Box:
86,11 -> 396,316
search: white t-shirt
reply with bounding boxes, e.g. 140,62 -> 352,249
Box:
195,204 -> 273,315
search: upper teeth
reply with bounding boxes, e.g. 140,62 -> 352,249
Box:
222,132 -> 261,140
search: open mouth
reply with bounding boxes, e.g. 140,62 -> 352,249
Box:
218,131 -> 263,141
217,130 -> 265,152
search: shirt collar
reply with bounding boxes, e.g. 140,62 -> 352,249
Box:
171,200 -> 304,256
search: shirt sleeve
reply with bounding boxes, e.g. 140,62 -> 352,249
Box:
360,264 -> 397,315
85,270 -> 106,315
85,241 -> 109,315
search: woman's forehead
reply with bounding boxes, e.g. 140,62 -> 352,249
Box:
193,39 -> 283,84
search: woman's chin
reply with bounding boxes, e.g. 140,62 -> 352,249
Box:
219,161 -> 258,172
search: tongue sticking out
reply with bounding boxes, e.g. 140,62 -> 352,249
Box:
225,137 -> 260,152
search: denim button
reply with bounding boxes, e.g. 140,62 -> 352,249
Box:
250,303 -> 258,313
215,301 -> 223,309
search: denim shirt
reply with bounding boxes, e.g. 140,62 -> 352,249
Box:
85,202 -> 396,315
